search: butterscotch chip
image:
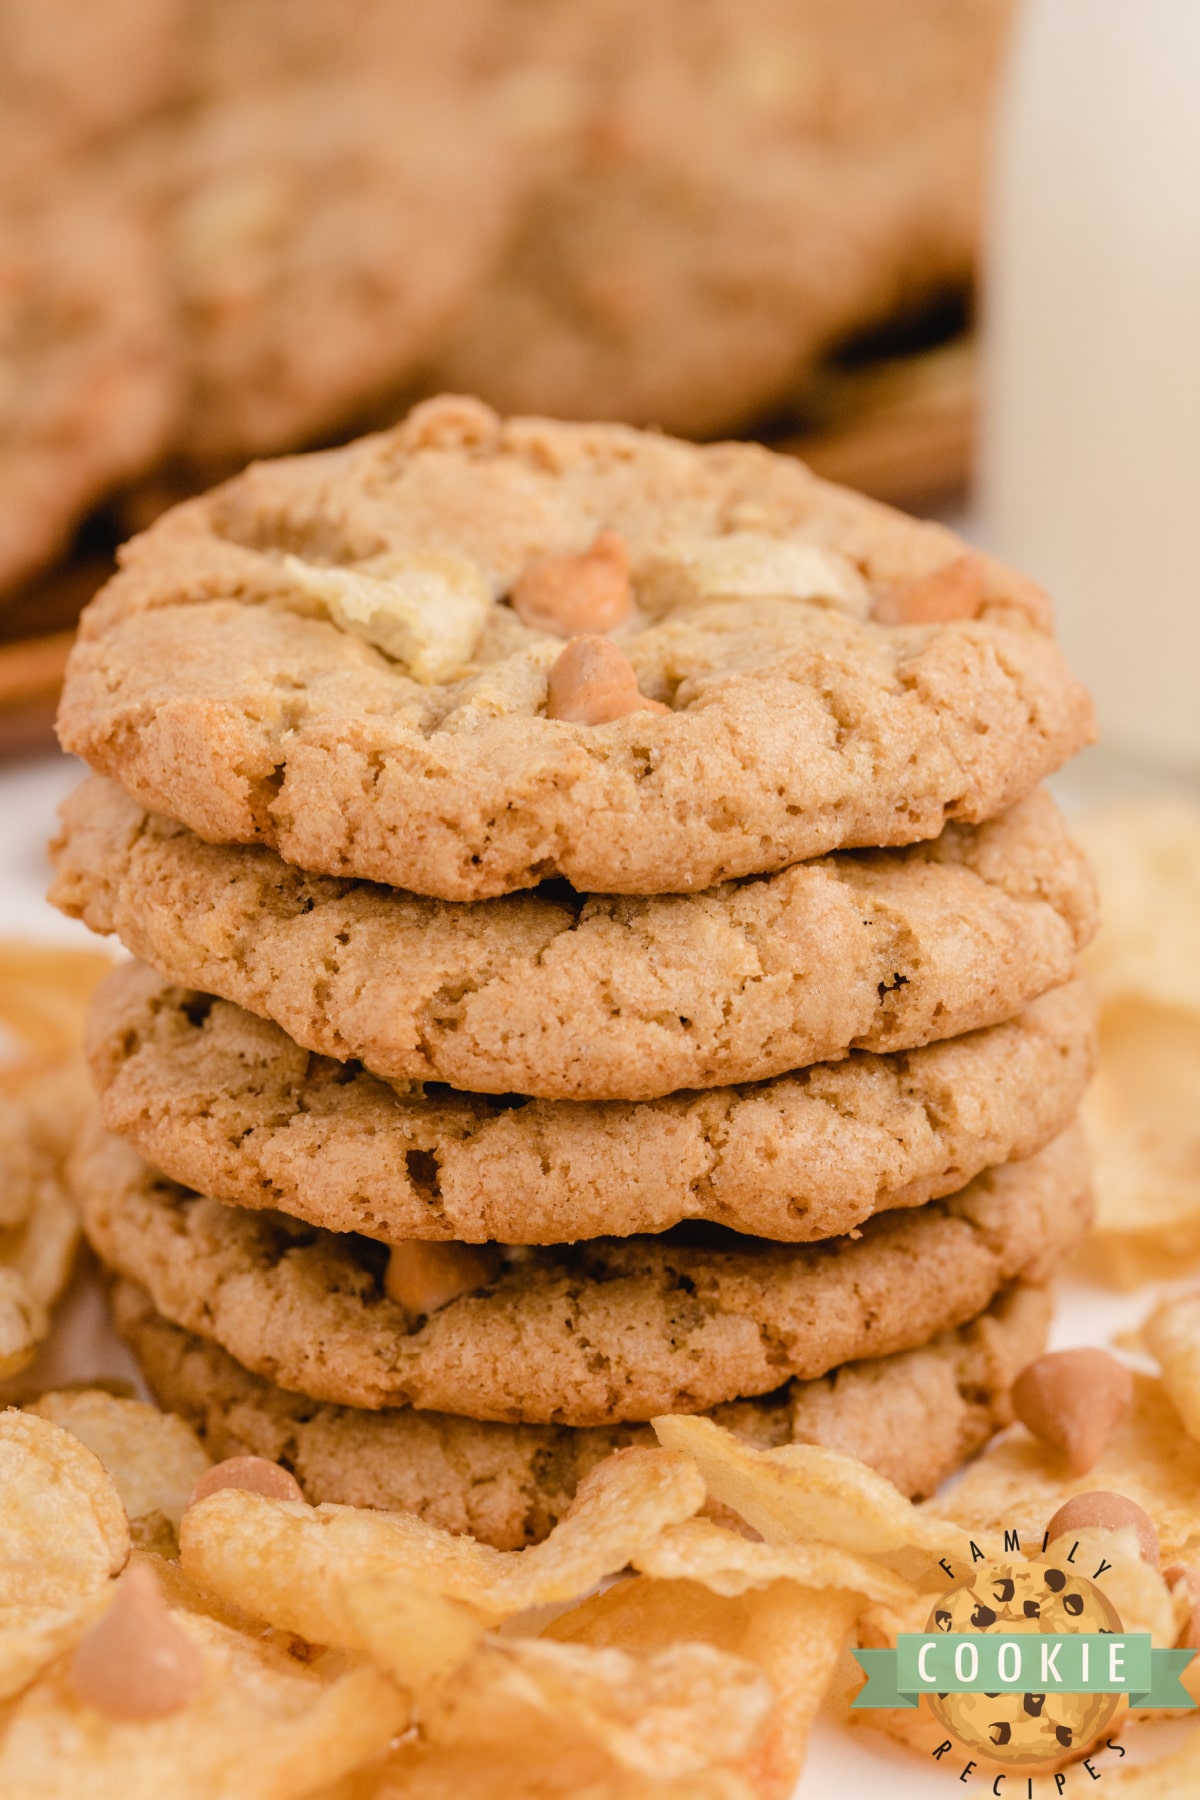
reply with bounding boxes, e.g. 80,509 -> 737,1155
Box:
1046,1491 -> 1159,1565
57,401 -> 1094,900
188,1455 -> 304,1509
875,553 -> 997,625
70,1562 -> 205,1720
113,1278 -> 1054,1549
74,1122 -> 1091,1426
546,634 -> 666,723
384,1241 -> 502,1315
85,962 -> 1097,1246
512,532 -> 632,636
1012,1348 -> 1133,1475
53,779 -> 1097,1103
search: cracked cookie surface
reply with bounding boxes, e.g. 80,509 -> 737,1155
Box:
114,1276 -> 1051,1549
75,1124 -> 1090,1425
52,780 -> 1096,1101
56,399 -> 1094,898
87,961 -> 1097,1244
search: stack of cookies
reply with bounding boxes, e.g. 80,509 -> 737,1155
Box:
50,396 -> 1098,1551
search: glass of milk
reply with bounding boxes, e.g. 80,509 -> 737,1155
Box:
980,0 -> 1200,768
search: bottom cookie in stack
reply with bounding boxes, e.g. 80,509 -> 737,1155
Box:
73,1121 -> 1091,1550
111,1278 -> 1053,1553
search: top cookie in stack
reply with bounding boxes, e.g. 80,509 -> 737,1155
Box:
50,398 -> 1098,1533
57,393 -> 1091,900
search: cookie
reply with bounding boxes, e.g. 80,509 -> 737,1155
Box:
56,399 -> 1095,900
74,1123 -> 1090,1425
112,1276 -> 1052,1549
87,961 -> 1097,1245
0,0 -> 182,181
153,78 -> 520,466
52,780 -> 1096,1102
434,0 -> 1013,438
0,173 -> 177,598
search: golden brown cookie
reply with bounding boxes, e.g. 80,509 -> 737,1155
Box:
112,1276 -> 1052,1549
56,400 -> 1094,900
74,1124 -> 1090,1425
86,960 -> 1097,1245
52,780 -> 1096,1102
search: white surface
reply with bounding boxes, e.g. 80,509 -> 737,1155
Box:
1,746 -> 1195,1795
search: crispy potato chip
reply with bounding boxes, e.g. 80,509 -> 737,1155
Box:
1102,1721 -> 1200,1794
0,943 -> 115,1067
0,1411 -> 129,1703
0,1064 -> 93,1378
652,1416 -> 963,1569
936,1372 -> 1200,1565
0,1269 -> 48,1381
631,1518 -> 913,1608
338,1580 -> 483,1702
1071,804 -> 1200,1284
1081,1001 -> 1200,1285
0,1609 -> 407,1799
421,1636 -> 772,1781
550,1575 -> 858,1800
1144,1293 -> 1200,1441
0,1410 -> 128,1622
315,1748 -> 755,1800
182,1447 -> 705,1633
27,1391 -> 212,1548
1076,803 -> 1200,1015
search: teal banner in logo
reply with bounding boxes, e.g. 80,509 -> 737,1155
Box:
852,1634 -> 1196,1711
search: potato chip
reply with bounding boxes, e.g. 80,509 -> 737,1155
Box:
1069,804 -> 1200,1284
315,1747 -> 755,1800
0,1608 -> 407,1799
631,1518 -> 913,1608
1144,1293 -> 1200,1441
651,1415 -> 963,1568
1080,1001 -> 1200,1285
0,1064 -> 94,1379
0,1411 -> 128,1623
1076,803 -> 1200,1016
421,1636 -> 772,1781
0,1411 -> 129,1703
27,1390 -> 211,1547
1102,1721 -> 1200,1795
550,1574 -> 859,1800
0,942 -> 115,1068
337,1579 -> 483,1702
0,1269 -> 48,1381
182,1447 -> 706,1633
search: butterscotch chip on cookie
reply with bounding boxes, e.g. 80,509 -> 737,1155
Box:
73,1123 -> 1091,1426
57,400 -> 1094,899
52,780 -> 1096,1102
86,961 -> 1097,1245
112,1277 -> 1053,1549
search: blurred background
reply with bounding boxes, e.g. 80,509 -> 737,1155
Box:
0,0 -> 1013,750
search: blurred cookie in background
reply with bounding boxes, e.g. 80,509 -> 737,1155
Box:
432,0 -> 1014,439
0,174 -> 178,600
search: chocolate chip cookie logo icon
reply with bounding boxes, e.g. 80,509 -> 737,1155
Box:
924,1561 -> 1122,1767
853,1552 -> 1197,1771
